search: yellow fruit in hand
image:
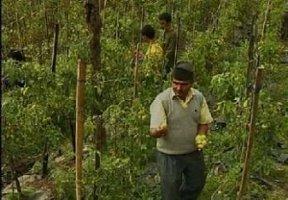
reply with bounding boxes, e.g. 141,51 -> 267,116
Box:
195,134 -> 207,149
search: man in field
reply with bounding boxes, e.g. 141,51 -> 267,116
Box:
150,62 -> 213,200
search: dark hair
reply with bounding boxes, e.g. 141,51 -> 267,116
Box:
8,49 -> 25,61
158,12 -> 172,23
141,25 -> 156,39
172,61 -> 194,82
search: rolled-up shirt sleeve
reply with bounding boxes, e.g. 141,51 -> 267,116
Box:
199,98 -> 213,124
150,98 -> 167,129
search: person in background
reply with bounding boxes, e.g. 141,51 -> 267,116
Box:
158,12 -> 177,78
137,24 -> 163,77
149,61 -> 213,200
142,25 -> 163,60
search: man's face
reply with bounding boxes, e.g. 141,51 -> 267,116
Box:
159,20 -> 168,30
172,79 -> 192,100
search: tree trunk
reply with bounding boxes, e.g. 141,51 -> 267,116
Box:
92,115 -> 106,199
84,1 -> 104,199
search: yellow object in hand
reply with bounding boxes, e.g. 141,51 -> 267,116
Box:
195,134 -> 207,150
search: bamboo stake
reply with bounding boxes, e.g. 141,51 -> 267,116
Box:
51,23 -> 59,73
237,67 -> 264,200
133,6 -> 144,99
75,59 -> 87,200
242,1 -> 271,162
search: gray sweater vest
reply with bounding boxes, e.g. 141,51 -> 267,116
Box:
156,88 -> 204,154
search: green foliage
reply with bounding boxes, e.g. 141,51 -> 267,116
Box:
5,188 -> 37,200
83,151 -> 160,200
52,167 -> 76,200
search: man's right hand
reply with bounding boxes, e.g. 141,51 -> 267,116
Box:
150,125 -> 168,138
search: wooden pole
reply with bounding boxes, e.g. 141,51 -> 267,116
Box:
237,67 -> 264,200
133,6 -> 144,99
84,1 -> 103,198
51,23 -> 59,73
75,59 -> 87,200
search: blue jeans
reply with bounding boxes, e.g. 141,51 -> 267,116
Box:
157,150 -> 206,200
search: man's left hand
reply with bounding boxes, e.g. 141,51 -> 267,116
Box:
195,134 -> 208,150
